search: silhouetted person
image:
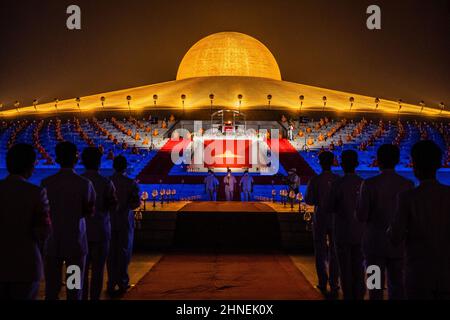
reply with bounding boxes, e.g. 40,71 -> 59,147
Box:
204,169 -> 219,201
389,140 -> 450,299
0,144 -> 51,300
305,151 -> 339,295
239,170 -> 254,201
330,150 -> 365,300
81,147 -> 117,300
42,141 -> 96,300
223,169 -> 236,201
107,156 -> 140,296
357,144 -> 414,300
287,168 -> 301,194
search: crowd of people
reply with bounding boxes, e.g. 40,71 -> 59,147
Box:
0,142 -> 140,300
305,140 -> 450,300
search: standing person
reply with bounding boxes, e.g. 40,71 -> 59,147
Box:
0,144 -> 51,300
204,169 -> 219,201
357,144 -> 414,300
108,156 -> 140,296
223,168 -> 236,201
305,151 -> 339,296
330,150 -> 365,300
239,170 -> 254,202
81,147 -> 117,300
288,124 -> 294,141
42,141 -> 96,300
287,168 -> 301,193
389,140 -> 450,299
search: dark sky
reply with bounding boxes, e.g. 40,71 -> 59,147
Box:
0,0 -> 449,109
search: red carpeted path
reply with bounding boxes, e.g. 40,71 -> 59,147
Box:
270,139 -> 316,184
137,138 -> 316,185
124,253 -> 322,300
137,139 -> 190,183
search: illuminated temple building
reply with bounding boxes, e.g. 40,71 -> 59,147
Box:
2,32 -> 448,117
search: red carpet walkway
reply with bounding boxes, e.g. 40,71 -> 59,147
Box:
125,253 -> 322,300
271,139 -> 316,184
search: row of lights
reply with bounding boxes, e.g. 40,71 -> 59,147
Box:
0,95 -> 446,115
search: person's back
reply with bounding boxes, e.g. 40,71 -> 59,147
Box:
358,144 -> 414,300
390,140 -> 450,299
42,141 -> 95,300
305,171 -> 339,227
332,173 -> 364,245
0,144 -> 51,300
110,172 -> 140,231
330,149 -> 365,300
304,151 -> 339,295
81,147 -> 117,300
358,171 -> 413,256
42,169 -> 94,257
108,156 -> 140,296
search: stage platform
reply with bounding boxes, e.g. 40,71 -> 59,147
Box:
134,201 -> 314,252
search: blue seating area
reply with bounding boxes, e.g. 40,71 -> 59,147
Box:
284,118 -> 450,185
0,116 -> 449,200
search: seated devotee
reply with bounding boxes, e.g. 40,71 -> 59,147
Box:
161,121 -> 167,129
153,129 -> 159,137
122,142 -> 128,150
330,150 -> 365,300
329,142 -> 335,151
298,130 -> 304,137
305,151 -> 339,297
389,140 -> 450,299
108,156 -> 140,297
135,132 -> 140,141
132,145 -> 139,155
337,137 -> 344,147
81,147 -> 118,300
42,141 -> 96,300
0,144 -> 51,300
346,134 -> 352,142
318,133 -> 325,142
306,127 -> 312,134
142,136 -> 149,145
357,144 -> 414,300
307,136 -> 314,146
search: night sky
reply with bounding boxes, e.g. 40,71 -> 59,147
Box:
0,0 -> 448,109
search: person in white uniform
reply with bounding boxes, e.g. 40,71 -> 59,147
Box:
239,170 -> 254,202
107,156 -> 141,296
81,147 -> 118,300
305,151 -> 339,296
204,170 -> 219,201
42,141 -> 96,300
0,144 -> 51,300
389,140 -> 450,299
357,144 -> 414,300
330,150 -> 365,300
223,169 -> 237,201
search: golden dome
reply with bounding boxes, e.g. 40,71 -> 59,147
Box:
176,32 -> 282,81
